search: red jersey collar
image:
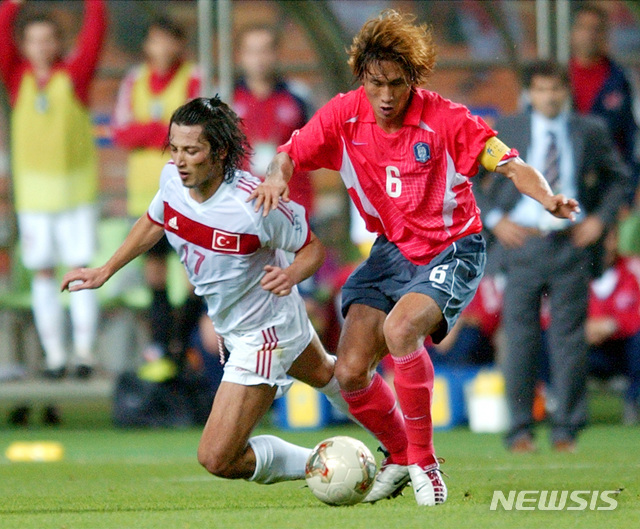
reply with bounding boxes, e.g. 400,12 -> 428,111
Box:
357,85 -> 424,127
26,60 -> 64,88
149,60 -> 184,89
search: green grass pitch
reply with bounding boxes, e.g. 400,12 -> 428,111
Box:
1,394 -> 639,529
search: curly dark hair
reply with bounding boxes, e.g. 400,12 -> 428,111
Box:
348,9 -> 436,86
167,96 -> 250,182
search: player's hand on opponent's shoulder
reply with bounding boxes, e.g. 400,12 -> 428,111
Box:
260,265 -> 294,297
542,194 -> 580,221
247,152 -> 294,216
248,176 -> 290,217
61,267 -> 109,292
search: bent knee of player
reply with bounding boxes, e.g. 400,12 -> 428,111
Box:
334,355 -> 372,392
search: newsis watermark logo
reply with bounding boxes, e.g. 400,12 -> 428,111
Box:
490,489 -> 622,511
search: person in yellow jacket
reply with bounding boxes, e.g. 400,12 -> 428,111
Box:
112,16 -> 202,375
0,0 -> 107,379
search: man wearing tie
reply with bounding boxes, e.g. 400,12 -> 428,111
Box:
478,61 -> 630,452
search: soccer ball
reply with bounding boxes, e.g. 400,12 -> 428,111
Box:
305,435 -> 377,506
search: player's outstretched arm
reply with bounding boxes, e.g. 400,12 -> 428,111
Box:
495,157 -> 581,220
260,231 -> 325,297
248,151 -> 293,216
61,215 -> 164,292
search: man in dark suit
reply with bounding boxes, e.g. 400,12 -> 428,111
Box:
477,61 -> 630,452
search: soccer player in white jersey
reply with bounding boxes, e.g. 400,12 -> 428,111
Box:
62,96 -> 349,486
250,10 -> 580,506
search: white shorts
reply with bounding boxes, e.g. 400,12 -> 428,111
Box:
18,205 -> 97,270
221,301 -> 314,399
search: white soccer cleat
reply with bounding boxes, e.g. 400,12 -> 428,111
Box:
408,463 -> 448,506
362,459 -> 411,503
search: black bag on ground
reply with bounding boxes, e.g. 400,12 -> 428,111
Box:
112,371 -> 213,428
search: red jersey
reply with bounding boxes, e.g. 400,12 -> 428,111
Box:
589,257 -> 640,340
569,58 -> 610,115
234,79 -> 314,214
278,86 -> 494,265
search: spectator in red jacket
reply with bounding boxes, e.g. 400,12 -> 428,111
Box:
586,229 -> 640,425
569,3 -> 638,201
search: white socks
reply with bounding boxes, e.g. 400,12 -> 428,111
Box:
32,276 -> 66,370
32,275 -> 98,369
246,377 -> 355,485
69,288 -> 98,365
317,374 -> 353,420
248,435 -> 311,484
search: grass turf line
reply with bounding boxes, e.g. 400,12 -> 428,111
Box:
0,394 -> 639,529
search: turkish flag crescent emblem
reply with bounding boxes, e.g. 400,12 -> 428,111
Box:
212,229 -> 241,252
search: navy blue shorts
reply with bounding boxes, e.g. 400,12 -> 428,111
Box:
341,233 -> 486,343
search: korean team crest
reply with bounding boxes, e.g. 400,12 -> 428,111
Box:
413,142 -> 430,163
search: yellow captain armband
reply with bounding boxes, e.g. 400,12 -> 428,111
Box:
480,136 -> 511,172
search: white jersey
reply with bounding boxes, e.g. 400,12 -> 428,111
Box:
147,163 -> 311,337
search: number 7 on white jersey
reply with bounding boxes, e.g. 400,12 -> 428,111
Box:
183,245 -> 206,275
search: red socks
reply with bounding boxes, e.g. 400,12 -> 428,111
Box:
341,348 -> 437,469
341,373 -> 408,465
392,347 -> 437,468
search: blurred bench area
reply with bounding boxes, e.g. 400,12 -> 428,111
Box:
1,0 -> 639,399
0,218 -> 190,379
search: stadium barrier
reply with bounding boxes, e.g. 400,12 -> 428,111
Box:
273,366 -> 509,432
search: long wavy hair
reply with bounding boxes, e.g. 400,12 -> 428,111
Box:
348,9 -> 437,87
167,96 -> 250,183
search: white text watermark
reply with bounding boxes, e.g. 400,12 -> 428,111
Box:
490,490 -> 621,511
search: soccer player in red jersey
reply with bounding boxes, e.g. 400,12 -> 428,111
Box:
250,10 -> 579,506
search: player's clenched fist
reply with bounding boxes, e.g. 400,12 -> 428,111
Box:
260,264 -> 294,297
